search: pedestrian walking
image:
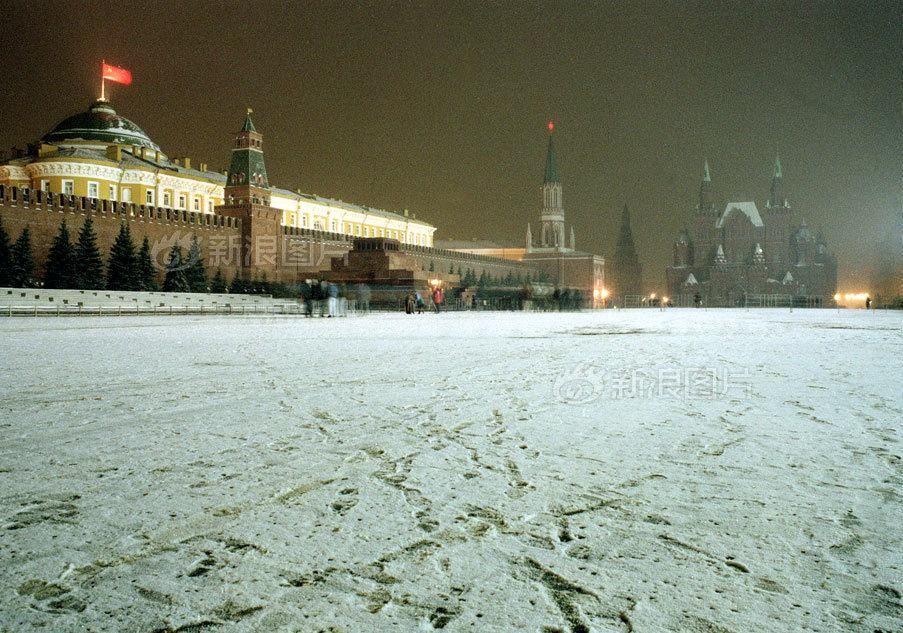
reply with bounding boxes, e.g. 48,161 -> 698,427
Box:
327,282 -> 339,317
356,282 -> 371,314
431,286 -> 444,313
299,280 -> 313,317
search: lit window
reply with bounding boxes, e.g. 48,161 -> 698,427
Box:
109,185 -> 117,201
62,180 -> 74,195
146,190 -> 155,205
40,180 -> 49,193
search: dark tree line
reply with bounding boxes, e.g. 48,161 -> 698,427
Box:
0,216 -> 283,297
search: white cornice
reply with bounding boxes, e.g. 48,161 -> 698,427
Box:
26,161 -> 121,181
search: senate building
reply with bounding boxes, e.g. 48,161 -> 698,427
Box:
0,99 -> 437,247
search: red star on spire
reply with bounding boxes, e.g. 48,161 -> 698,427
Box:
547,120 -> 554,132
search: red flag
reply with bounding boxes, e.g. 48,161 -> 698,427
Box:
102,62 -> 132,85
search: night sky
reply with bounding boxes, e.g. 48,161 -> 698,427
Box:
2,1 -> 900,289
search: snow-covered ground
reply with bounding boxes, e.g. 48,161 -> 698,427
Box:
0,309 -> 900,632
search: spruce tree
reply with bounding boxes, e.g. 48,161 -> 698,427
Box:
162,245 -> 190,292
184,235 -> 207,292
74,217 -> 105,289
209,268 -> 227,293
107,223 -> 138,290
228,272 -> 244,294
45,220 -> 76,289
0,216 -> 11,287
10,227 -> 36,288
136,236 -> 159,291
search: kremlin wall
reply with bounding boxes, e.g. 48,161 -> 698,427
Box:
0,102 -> 542,292
0,97 -> 603,302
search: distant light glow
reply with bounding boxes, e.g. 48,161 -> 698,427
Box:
833,293 -> 841,301
548,120 -> 554,132
600,288 -> 609,299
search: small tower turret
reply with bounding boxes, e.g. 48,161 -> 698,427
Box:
225,108 -> 270,206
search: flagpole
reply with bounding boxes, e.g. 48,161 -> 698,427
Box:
100,59 -> 105,101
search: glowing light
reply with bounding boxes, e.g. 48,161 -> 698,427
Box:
663,296 -> 669,304
650,293 -> 656,300
600,288 -> 609,299
593,288 -> 600,299
843,292 -> 869,301
833,293 -> 841,301
548,120 -> 554,132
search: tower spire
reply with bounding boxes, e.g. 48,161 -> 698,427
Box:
544,131 -> 559,183
698,158 -> 714,212
538,121 -> 565,248
225,108 -> 269,203
769,154 -> 786,208
242,107 -> 257,133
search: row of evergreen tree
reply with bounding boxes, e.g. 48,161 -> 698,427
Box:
0,217 -> 235,293
426,261 -> 550,287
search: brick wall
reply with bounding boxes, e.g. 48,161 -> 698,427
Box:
0,186 -> 242,283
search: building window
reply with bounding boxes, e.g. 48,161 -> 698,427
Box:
331,220 -> 338,232
146,190 -> 155,205
109,185 -> 117,201
163,192 -> 171,207
178,195 -> 186,209
62,180 -> 74,195
301,215 -> 307,227
40,180 -> 50,193
355,225 -> 361,236
208,200 -> 214,213
193,198 -> 200,212
122,188 -> 132,202
87,182 -> 99,199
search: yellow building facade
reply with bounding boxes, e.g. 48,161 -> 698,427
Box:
0,99 -> 435,246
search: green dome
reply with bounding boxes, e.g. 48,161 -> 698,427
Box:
42,100 -> 160,151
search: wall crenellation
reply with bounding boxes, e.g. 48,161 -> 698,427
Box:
0,185 -> 241,231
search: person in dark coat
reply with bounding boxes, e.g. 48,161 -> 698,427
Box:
404,291 -> 415,314
299,281 -> 313,317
